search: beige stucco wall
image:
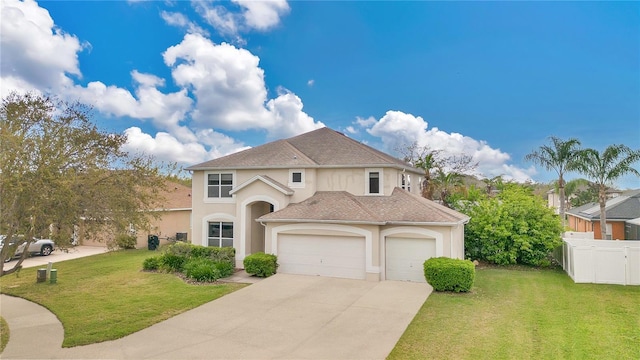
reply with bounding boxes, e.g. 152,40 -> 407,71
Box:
316,167 -> 421,196
79,210 -> 191,249
135,210 -> 191,248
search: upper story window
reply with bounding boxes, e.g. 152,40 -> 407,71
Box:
208,173 -> 233,198
400,173 -> 411,192
366,168 -> 383,195
288,169 -> 305,188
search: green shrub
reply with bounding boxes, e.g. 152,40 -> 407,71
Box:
214,261 -> 235,278
183,258 -> 221,282
210,247 -> 236,264
164,242 -> 193,257
142,256 -> 161,271
115,234 -> 137,249
159,253 -> 187,272
243,252 -> 278,277
423,257 -> 475,292
190,245 -> 235,264
454,184 -> 563,266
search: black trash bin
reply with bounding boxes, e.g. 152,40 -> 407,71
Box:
148,235 -> 159,250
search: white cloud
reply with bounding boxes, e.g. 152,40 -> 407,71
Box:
65,73 -> 194,142
122,127 -> 249,165
0,0 -> 83,96
265,88 -> 324,138
193,0 -> 289,41
355,116 -> 377,127
364,110 -> 535,182
160,10 -> 209,36
164,33 -> 322,138
307,79 -> 315,87
236,0 -> 290,30
345,126 -> 357,134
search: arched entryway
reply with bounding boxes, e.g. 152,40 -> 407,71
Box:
245,200 -> 275,255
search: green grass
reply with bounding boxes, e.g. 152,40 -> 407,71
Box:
389,267 -> 640,360
0,316 -> 8,353
0,250 -> 246,347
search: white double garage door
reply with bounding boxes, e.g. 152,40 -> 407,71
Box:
277,234 -> 436,282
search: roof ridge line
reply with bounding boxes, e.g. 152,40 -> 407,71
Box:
282,137 -> 318,165
344,191 -> 384,222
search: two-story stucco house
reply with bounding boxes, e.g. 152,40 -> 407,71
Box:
186,127 -> 469,282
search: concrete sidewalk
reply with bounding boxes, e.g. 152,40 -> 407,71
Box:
1,274 -> 430,359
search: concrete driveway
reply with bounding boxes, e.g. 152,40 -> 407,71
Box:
4,246 -> 107,269
1,274 -> 431,359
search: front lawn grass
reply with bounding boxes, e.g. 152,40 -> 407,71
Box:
389,267 -> 640,360
0,316 -> 8,353
0,250 -> 246,347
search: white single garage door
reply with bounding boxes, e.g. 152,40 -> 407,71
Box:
386,237 -> 436,282
278,234 -> 366,280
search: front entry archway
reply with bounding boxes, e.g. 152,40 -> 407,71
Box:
245,200 -> 275,256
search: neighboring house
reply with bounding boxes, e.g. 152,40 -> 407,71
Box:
546,189 -> 565,215
547,187 -> 622,215
81,182 -> 192,248
566,189 -> 640,240
186,127 -> 469,282
625,218 -> 640,240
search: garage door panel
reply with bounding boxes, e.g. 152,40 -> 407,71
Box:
278,234 -> 366,280
386,237 -> 436,282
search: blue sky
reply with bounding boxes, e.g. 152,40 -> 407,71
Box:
2,0 -> 639,188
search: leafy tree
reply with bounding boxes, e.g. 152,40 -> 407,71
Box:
454,184 -> 563,266
574,145 -> 640,239
400,142 -> 477,201
525,137 -> 581,227
0,92 -> 170,276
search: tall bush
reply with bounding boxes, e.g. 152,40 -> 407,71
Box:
456,184 -> 563,266
424,257 -> 475,292
243,252 -> 278,277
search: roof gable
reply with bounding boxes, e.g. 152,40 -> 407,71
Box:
186,127 -> 420,173
230,175 -> 294,196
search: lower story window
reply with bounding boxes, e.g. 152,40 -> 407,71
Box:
208,222 -> 233,247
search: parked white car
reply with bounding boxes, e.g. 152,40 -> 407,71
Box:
0,235 -> 55,261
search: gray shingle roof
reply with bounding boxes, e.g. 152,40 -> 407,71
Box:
258,188 -> 469,225
186,127 -> 420,173
566,189 -> 640,221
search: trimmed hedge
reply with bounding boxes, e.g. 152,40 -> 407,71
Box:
243,252 -> 278,277
423,257 -> 475,292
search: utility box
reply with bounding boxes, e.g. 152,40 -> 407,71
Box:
50,269 -> 58,284
148,235 -> 160,250
37,269 -> 47,283
176,232 -> 187,242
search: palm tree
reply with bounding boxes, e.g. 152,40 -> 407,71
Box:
415,152 -> 439,200
525,137 -> 582,227
575,145 -> 640,239
433,169 -> 464,208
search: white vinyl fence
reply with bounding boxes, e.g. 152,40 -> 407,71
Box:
563,238 -> 640,285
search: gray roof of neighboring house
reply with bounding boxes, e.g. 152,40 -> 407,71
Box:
186,127 -> 421,173
258,187 -> 469,225
566,189 -> 640,221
